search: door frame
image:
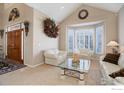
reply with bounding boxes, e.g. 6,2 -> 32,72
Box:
5,23 -> 25,64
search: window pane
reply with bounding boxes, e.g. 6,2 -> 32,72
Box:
84,29 -> 94,50
67,24 -> 104,55
68,29 -> 74,52
79,32 -> 84,49
85,35 -> 88,48
90,35 -> 93,50
96,25 -> 104,54
76,31 -> 80,49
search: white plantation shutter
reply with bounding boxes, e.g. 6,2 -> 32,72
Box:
67,24 -> 104,54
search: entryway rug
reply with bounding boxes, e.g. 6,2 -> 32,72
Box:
0,59 -> 26,75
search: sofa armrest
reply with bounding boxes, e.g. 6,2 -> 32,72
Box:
115,77 -> 124,84
59,51 -> 67,55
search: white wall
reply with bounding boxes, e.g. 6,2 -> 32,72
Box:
2,4 -> 58,67
119,6 -> 124,46
3,4 -> 34,66
32,9 -> 58,66
59,4 -> 118,53
0,3 -> 3,28
0,4 -> 4,45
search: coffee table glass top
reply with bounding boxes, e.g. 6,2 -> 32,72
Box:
58,58 -> 90,73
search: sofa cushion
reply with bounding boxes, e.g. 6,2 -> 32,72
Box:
54,49 -> 59,54
103,53 -> 120,65
118,53 -> 124,68
101,62 -> 121,75
109,68 -> 124,78
46,50 -> 54,54
45,53 -> 58,59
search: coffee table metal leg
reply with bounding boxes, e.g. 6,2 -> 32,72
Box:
60,69 -> 66,79
79,73 -> 85,85
61,69 -> 65,75
60,69 -> 85,85
80,73 -> 84,80
78,80 -> 85,85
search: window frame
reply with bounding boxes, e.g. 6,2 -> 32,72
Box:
67,23 -> 105,55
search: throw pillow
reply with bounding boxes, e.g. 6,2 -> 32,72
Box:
118,53 -> 124,68
109,68 -> 124,78
103,53 -> 120,65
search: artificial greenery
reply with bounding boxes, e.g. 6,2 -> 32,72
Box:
43,18 -> 59,38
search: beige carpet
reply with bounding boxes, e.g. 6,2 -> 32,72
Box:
0,60 -> 102,85
86,60 -> 102,85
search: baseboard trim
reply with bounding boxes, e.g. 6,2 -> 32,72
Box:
24,62 -> 44,68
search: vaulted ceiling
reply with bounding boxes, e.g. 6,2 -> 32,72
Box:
86,3 -> 124,13
26,3 -> 82,23
26,3 -> 124,23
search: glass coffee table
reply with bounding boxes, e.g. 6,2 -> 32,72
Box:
58,58 -> 91,84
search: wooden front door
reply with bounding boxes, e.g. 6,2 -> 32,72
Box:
7,29 -> 23,64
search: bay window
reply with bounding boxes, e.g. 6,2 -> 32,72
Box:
67,23 -> 104,54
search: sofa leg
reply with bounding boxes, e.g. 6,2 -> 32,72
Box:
61,69 -> 65,75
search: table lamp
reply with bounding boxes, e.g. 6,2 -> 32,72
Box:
107,41 -> 119,54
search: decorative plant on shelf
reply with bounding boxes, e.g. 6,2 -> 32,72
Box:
43,18 -> 59,38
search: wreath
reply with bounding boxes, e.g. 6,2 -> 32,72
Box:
43,18 -> 59,38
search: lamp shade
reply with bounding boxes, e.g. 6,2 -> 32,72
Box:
107,41 -> 119,47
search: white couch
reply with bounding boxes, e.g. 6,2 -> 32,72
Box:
44,49 -> 67,66
100,54 -> 124,85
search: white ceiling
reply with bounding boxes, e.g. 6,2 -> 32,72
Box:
86,3 -> 124,13
26,3 -> 124,23
26,3 -> 82,23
